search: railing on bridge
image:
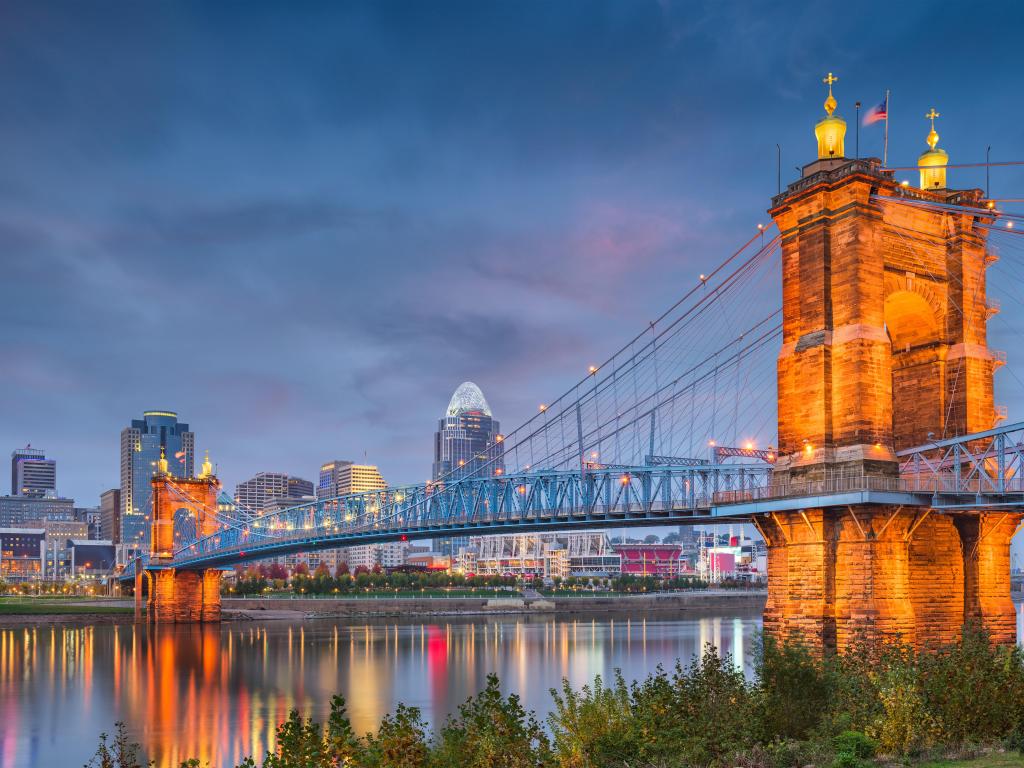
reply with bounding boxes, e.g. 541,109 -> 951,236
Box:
898,420 -> 1024,497
168,463 -> 773,568
123,422 -> 1024,576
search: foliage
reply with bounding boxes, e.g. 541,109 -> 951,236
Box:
85,630 -> 1024,768
756,634 -> 831,740
84,722 -> 150,768
435,674 -> 551,768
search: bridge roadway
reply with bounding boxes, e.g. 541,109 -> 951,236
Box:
121,420 -> 1024,578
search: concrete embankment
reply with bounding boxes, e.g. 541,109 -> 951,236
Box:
223,590 -> 767,621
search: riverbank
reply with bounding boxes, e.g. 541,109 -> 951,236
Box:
223,588 -> 767,621
0,590 -> 767,626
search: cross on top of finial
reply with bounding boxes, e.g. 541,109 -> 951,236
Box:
925,108 -> 941,150
926,108 -> 940,125
822,72 -> 839,116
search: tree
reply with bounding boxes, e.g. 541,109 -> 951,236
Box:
268,563 -> 289,581
335,561 -> 350,578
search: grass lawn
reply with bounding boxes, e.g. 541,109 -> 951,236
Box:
920,753 -> 1024,767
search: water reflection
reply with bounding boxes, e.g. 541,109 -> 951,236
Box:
0,606 -> 1017,768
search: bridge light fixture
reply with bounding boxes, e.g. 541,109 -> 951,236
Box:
1007,221 -> 1015,229
588,365 -> 598,375
744,441 -> 754,450
494,468 -> 503,476
517,485 -> 526,494
620,474 -> 630,485
900,180 -> 910,187
539,404 -> 548,412
708,439 -> 716,447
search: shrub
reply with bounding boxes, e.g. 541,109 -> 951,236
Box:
756,635 -> 830,740
436,674 -> 551,768
548,673 -> 636,768
84,722 -> 148,768
917,626 -> 1024,745
832,730 -> 875,759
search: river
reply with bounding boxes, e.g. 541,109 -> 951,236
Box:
0,604 -> 1020,768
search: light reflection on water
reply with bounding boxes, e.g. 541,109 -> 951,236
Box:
0,611 -> 760,768
1,606 -> 1020,768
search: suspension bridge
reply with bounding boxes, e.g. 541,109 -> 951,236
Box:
127,77 -> 1024,653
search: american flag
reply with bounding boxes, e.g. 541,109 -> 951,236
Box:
863,94 -> 888,125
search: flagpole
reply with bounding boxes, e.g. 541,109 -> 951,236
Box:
883,89 -> 890,167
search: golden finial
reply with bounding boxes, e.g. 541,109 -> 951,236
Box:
918,107 -> 948,190
157,446 -> 169,474
200,450 -> 213,479
814,71 -> 846,159
823,72 -> 838,116
925,108 -> 940,150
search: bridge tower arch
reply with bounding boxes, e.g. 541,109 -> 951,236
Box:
142,450 -> 224,623
763,76 -> 1018,652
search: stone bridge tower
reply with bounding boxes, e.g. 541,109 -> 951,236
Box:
759,74 -> 1018,651
135,450 -> 224,623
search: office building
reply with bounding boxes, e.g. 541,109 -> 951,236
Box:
433,382 -> 503,557
74,506 -> 101,539
67,540 -> 116,576
119,411 -> 195,548
0,528 -> 46,581
100,489 -> 121,543
235,472 -> 286,513
11,447 -> 57,498
342,542 -> 409,570
235,472 -> 315,514
0,495 -> 74,528
288,476 -> 314,498
317,460 -> 386,498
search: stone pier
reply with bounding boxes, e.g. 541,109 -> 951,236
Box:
761,507 -> 1021,653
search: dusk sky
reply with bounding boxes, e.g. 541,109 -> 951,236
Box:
3,1 -> 1024,507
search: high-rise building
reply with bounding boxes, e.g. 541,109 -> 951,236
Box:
317,460 -> 386,498
288,477 -> 314,498
100,489 -> 121,543
119,411 -> 195,548
235,472 -> 288,513
432,382 -> 504,481
73,506 -> 101,539
0,496 -> 74,528
433,382 -> 503,557
234,472 -> 315,514
11,447 -> 57,498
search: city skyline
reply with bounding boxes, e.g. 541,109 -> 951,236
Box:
3,2 -> 1024,505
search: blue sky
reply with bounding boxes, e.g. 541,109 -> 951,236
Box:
2,0 -> 1023,544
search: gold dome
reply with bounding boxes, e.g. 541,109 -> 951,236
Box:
199,450 -> 213,479
919,108 -> 948,190
815,72 -> 846,159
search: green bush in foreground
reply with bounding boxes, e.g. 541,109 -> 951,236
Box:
86,628 -> 1024,768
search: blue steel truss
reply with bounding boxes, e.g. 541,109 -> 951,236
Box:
897,420 -> 1024,506
120,422 -> 1024,580
121,463 -> 770,575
